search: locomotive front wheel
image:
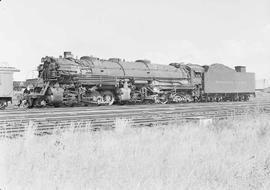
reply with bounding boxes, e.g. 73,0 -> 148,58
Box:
19,99 -> 32,108
101,91 -> 115,106
0,101 -> 7,110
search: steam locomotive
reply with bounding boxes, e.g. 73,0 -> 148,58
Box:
22,52 -> 255,107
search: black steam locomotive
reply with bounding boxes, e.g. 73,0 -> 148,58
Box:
21,52 -> 255,107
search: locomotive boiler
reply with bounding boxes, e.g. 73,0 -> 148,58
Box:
22,52 -> 255,108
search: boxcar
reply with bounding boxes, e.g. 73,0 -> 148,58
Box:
0,66 -> 19,109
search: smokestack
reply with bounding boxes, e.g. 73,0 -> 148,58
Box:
235,66 -> 246,73
64,51 -> 73,59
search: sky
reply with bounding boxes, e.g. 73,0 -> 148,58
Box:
0,0 -> 269,80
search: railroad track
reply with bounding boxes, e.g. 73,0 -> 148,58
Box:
0,101 -> 270,137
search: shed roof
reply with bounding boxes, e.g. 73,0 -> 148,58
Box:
0,67 -> 20,72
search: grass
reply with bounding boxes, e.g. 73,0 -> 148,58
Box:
1,115 -> 270,190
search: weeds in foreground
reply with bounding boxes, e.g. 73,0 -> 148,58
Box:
0,115 -> 270,190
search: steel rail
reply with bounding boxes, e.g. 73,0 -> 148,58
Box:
1,111 -> 269,137
0,101 -> 269,137
0,103 -> 267,121
0,102 -> 268,123
1,100 -> 269,116
2,99 -> 269,114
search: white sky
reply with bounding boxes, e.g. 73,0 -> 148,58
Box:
0,0 -> 269,80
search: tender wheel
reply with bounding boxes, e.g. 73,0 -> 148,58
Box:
100,90 -> 115,106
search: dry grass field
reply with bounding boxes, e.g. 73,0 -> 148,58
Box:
1,115 -> 270,190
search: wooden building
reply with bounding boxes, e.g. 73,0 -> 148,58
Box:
0,66 -> 20,107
